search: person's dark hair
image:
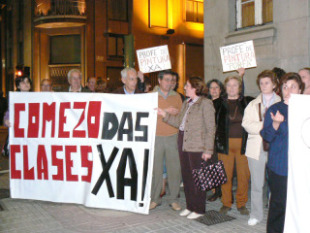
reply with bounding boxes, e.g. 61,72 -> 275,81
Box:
144,76 -> 151,86
206,79 -> 225,99
280,72 -> 304,94
158,70 -> 173,80
15,75 -> 32,91
87,76 -> 97,82
171,71 -> 179,91
272,67 -> 286,79
188,76 -> 208,96
256,70 -> 277,90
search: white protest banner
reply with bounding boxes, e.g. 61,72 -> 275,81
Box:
284,94 -> 310,232
136,45 -> 171,73
220,40 -> 257,72
9,92 -> 157,215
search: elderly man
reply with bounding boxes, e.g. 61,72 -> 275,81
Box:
40,79 -> 53,92
66,69 -> 89,92
113,67 -> 145,94
150,70 -> 182,211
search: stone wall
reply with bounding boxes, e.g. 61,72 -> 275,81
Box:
204,0 -> 310,96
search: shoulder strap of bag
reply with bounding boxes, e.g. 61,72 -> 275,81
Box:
258,103 -> 262,122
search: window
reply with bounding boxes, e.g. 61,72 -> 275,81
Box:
107,34 -> 124,58
50,35 -> 81,64
149,0 -> 168,28
236,0 -> 273,29
186,0 -> 204,23
108,0 -> 128,21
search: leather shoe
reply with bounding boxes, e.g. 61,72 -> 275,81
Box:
219,205 -> 231,214
187,212 -> 204,219
170,202 -> 181,211
238,206 -> 249,215
207,190 -> 222,202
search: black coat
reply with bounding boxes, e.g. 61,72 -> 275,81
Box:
213,95 -> 254,155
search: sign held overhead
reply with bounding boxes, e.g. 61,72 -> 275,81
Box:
220,40 -> 257,72
136,45 -> 171,73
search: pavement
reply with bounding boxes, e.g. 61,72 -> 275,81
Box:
0,156 -> 268,233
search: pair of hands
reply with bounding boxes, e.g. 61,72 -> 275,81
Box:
157,107 -> 179,118
270,110 -> 284,130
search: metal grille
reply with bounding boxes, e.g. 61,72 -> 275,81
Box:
34,0 -> 86,17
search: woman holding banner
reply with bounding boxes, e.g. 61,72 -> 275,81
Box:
4,75 -> 32,127
242,70 -> 281,226
261,72 -> 304,233
157,76 -> 216,220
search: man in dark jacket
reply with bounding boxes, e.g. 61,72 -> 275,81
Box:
113,68 -> 144,94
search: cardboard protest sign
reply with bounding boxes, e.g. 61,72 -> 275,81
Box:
220,40 -> 257,72
9,92 -> 157,215
284,94 -> 310,232
136,45 -> 171,73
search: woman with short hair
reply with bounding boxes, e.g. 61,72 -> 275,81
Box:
4,75 -> 32,127
261,72 -> 304,233
206,79 -> 225,100
158,76 -> 216,219
242,70 -> 281,226
213,75 -> 253,215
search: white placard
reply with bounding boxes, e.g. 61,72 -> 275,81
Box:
220,40 -> 257,72
136,45 -> 171,73
9,92 -> 158,215
284,94 -> 310,232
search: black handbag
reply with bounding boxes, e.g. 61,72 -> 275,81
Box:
192,160 -> 227,192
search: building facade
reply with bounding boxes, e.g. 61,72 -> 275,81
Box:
204,0 -> 310,96
0,0 -> 204,93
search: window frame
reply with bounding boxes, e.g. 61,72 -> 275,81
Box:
107,0 -> 128,22
236,0 -> 265,29
106,34 -> 125,60
185,0 -> 204,23
149,0 -> 168,28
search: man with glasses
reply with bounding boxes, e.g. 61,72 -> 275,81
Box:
150,70 -> 182,211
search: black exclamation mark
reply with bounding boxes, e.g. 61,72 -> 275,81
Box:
139,149 -> 149,207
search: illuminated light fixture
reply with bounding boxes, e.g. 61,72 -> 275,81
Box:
16,70 -> 23,77
15,65 -> 30,77
166,29 -> 175,35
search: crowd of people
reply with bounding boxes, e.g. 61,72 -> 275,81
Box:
1,66 -> 310,233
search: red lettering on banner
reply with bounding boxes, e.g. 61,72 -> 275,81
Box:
58,102 -> 70,138
27,103 -> 40,138
23,145 -> 35,180
72,102 -> 86,138
10,145 -> 22,179
88,101 -> 101,138
42,102 -> 56,138
81,146 -> 93,182
37,145 -> 49,180
14,103 -> 25,138
65,146 -> 78,181
51,145 -> 64,180
11,144 -> 94,182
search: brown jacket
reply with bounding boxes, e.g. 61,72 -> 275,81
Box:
163,97 -> 216,154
